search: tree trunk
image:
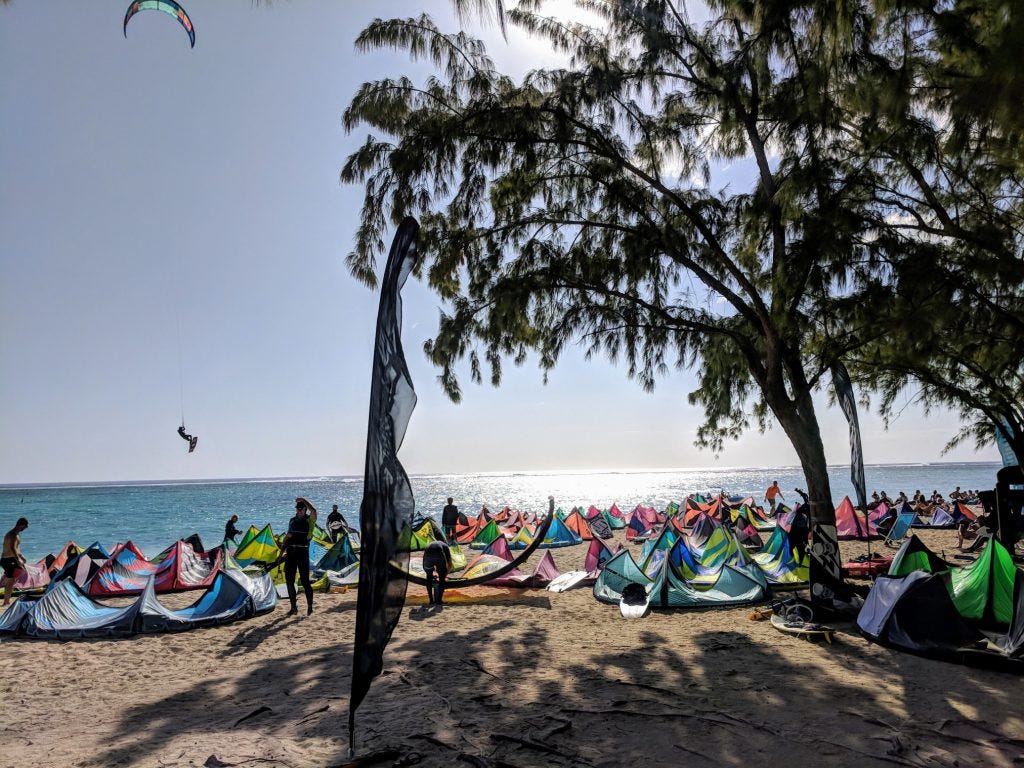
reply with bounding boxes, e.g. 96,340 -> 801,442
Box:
771,392 -> 835,525
769,390 -> 853,609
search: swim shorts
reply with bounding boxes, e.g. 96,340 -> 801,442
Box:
1,557 -> 21,578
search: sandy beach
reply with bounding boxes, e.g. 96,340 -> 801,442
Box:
2,527 -> 1023,768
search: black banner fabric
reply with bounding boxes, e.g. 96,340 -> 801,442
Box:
349,217 -> 420,751
831,360 -> 867,514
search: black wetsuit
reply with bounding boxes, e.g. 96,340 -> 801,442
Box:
224,519 -> 240,542
285,514 -> 313,613
441,503 -> 459,540
789,509 -> 811,563
422,540 -> 451,604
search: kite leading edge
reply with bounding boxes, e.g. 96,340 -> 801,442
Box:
123,0 -> 195,48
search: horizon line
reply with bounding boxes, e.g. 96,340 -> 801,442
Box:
0,460 -> 1004,491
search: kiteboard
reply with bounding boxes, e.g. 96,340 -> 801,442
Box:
546,571 -> 589,593
770,612 -> 834,643
619,583 -> 650,619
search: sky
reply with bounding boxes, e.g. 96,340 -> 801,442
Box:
0,1 -> 999,485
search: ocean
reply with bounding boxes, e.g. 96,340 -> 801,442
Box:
0,462 -> 1002,561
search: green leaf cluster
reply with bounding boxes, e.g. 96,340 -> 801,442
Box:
342,0 -> 1024,505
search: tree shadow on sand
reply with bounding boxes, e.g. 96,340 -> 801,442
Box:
219,613 -> 301,658
87,591 -> 1024,768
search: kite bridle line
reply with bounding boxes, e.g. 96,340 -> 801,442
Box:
177,314 -> 185,429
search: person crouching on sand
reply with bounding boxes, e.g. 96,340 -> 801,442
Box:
422,540 -> 452,606
2,517 -> 29,606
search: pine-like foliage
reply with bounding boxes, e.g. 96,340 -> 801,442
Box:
341,0 -> 1023,506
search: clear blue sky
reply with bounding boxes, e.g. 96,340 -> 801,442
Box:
0,1 -> 998,484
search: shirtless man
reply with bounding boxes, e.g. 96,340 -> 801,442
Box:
2,517 -> 29,606
764,481 -> 784,515
912,490 -> 932,514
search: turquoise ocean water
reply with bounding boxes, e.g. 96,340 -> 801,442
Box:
0,462 -> 1001,561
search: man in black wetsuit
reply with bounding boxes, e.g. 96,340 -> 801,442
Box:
441,497 -> 459,542
788,505 -> 811,563
422,540 -> 452,605
224,514 -> 241,543
177,425 -> 198,453
326,504 -> 344,542
284,498 -> 315,616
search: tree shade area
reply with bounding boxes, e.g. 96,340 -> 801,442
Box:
342,1 -> 1024,538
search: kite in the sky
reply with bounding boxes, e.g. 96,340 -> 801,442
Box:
177,424 -> 198,453
123,0 -> 195,48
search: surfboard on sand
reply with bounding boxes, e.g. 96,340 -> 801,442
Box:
770,612 -> 834,643
547,571 -> 590,593
619,583 -> 650,619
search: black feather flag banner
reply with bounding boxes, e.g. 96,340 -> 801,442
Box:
831,360 -> 867,514
349,217 -> 420,753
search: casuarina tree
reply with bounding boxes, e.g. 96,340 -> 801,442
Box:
341,0 -> 902,594
830,1 -> 1024,467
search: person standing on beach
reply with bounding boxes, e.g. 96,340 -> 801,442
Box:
788,507 -> 811,563
422,539 -> 453,605
2,517 -> 28,606
764,481 -> 784,515
224,514 -> 241,543
284,498 -> 316,616
441,497 -> 459,541
326,504 -> 344,542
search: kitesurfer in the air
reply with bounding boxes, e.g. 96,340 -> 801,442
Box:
177,425 -> 198,453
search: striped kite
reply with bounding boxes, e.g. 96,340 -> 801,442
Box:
123,0 -> 195,48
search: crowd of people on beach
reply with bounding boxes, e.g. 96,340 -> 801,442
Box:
759,481 -> 981,515
855,486 -> 989,549
758,481 -> 998,552
0,480 -> 1000,610
689,481 -> 990,552
860,486 -> 981,514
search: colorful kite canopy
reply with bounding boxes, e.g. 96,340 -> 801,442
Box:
123,0 -> 195,48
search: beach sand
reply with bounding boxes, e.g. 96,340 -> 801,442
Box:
2,528 -> 1023,768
